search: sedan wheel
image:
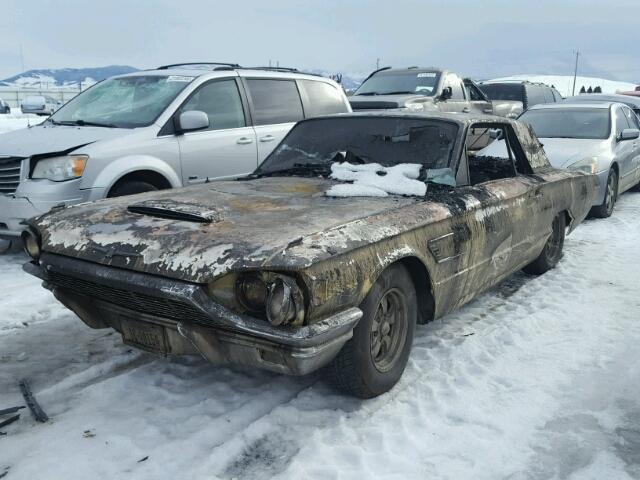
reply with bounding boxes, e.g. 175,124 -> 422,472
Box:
326,263 -> 417,398
591,169 -> 618,218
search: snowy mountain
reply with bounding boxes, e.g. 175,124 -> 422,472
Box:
0,66 -> 138,89
488,74 -> 638,97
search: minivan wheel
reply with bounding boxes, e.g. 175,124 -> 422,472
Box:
591,169 -> 618,218
326,263 -> 417,398
523,213 -> 566,275
108,181 -> 159,198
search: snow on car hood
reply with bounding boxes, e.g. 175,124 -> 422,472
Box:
537,137 -> 609,169
34,177 -> 421,283
0,122 -> 132,157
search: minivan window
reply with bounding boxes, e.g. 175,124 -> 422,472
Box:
180,79 -> 245,131
246,79 -> 304,125
49,75 -> 194,128
354,71 -> 441,96
614,106 -> 630,136
519,108 -> 610,139
299,80 -> 348,116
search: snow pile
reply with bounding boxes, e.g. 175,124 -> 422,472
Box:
326,162 -> 426,197
0,109 -> 45,134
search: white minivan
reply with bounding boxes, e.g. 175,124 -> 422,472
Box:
0,63 -> 351,243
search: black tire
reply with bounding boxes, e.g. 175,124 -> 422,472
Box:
591,168 -> 618,218
326,263 -> 417,398
108,180 -> 158,198
523,213 -> 566,275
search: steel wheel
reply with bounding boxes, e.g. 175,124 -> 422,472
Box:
370,288 -> 408,373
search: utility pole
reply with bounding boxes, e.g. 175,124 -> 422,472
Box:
572,50 -> 580,96
376,57 -> 380,70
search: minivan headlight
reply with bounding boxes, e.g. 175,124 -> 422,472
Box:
567,157 -> 598,175
32,155 -> 88,181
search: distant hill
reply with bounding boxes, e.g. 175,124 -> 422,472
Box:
488,74 -> 638,97
0,66 -> 139,89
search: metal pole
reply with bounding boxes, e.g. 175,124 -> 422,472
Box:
376,57 -> 380,70
572,50 -> 579,96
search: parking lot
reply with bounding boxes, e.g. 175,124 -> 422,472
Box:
2,190 -> 639,479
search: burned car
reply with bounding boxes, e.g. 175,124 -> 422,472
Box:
23,112 -> 597,398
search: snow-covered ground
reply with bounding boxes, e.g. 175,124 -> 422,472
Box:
488,74 -> 638,98
1,192 -> 640,479
0,109 -> 45,134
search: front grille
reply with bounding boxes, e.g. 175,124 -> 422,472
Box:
0,157 -> 23,194
48,271 -> 213,325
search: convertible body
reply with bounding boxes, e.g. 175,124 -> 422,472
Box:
24,112 -> 597,395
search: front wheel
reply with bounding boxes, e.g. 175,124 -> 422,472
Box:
591,168 -> 618,218
108,181 -> 159,198
523,213 -> 566,275
326,263 -> 417,398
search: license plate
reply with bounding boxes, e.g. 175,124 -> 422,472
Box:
121,318 -> 168,354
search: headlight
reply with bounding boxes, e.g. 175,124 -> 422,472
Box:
235,274 -> 269,312
567,157 -> 598,175
21,229 -> 41,260
32,155 -> 88,181
266,277 -> 305,326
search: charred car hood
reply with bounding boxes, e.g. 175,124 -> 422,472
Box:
0,123 -> 131,157
35,177 -> 419,283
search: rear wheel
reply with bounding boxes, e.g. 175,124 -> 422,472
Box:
591,168 -> 618,218
326,263 -> 417,398
0,239 -> 12,254
108,180 -> 158,198
523,213 -> 566,275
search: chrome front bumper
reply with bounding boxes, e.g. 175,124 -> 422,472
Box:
25,254 -> 362,375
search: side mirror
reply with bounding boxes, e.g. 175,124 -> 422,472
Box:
440,86 -> 452,101
619,128 -> 640,141
176,110 -> 209,133
488,129 -> 503,140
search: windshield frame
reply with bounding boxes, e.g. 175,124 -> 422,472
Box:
518,107 -> 612,140
48,74 -> 195,129
253,115 -> 463,179
354,70 -> 442,97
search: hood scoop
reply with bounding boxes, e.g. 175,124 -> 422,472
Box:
127,200 -> 223,223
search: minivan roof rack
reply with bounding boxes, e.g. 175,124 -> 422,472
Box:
247,66 -> 300,73
157,62 -> 241,70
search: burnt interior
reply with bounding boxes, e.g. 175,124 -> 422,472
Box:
468,155 -> 517,185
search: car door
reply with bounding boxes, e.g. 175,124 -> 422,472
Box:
621,105 -> 640,188
612,105 -> 636,191
464,80 -> 494,149
459,122 -> 544,295
464,79 -> 493,115
176,78 -> 258,184
243,78 -> 305,163
438,74 -> 468,113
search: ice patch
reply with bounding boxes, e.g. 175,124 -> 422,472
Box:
326,162 -> 427,197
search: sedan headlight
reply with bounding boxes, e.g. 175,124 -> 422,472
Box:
32,155 -> 88,181
567,157 -> 598,175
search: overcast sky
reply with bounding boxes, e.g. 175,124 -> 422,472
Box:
1,0 -> 639,82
